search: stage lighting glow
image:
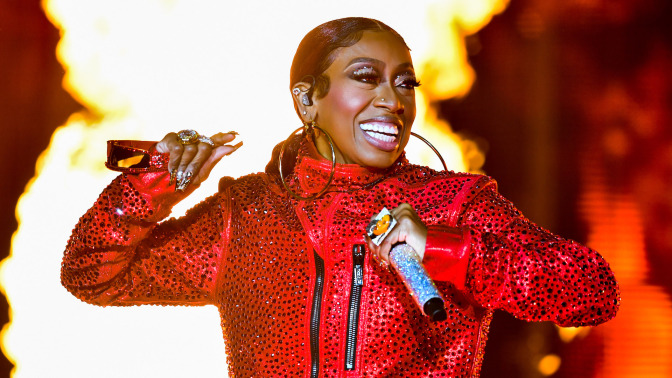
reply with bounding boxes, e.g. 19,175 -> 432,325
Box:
577,163 -> 672,377
537,354 -> 561,376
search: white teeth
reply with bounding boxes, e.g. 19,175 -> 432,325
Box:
364,131 -> 395,143
360,122 -> 399,145
359,122 -> 399,135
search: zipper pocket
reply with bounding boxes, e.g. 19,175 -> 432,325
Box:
311,251 -> 325,378
345,244 -> 365,370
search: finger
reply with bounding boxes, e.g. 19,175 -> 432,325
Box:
390,202 -> 412,215
364,234 -> 377,258
377,233 -> 396,266
156,133 -> 183,182
177,144 -> 199,174
392,203 -> 420,219
155,132 -> 178,154
180,142 -> 214,188
172,144 -> 198,189
391,216 -> 428,260
211,131 -> 238,146
365,234 -> 390,271
391,205 -> 418,223
192,141 -> 243,185
364,233 -> 379,251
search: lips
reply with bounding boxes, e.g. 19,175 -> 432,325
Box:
359,118 -> 402,152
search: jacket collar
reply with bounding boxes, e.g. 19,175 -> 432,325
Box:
290,138 -> 407,196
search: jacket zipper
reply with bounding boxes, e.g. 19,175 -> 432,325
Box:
310,251 -> 325,378
345,244 -> 365,371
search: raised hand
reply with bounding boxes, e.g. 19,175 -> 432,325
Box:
155,130 -> 242,191
365,203 -> 428,268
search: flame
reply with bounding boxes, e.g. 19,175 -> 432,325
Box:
575,163 -> 672,377
1,0 -> 506,376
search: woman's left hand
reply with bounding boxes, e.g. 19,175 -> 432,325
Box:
365,203 -> 427,268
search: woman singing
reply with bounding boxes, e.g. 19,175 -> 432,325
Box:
62,17 -> 619,377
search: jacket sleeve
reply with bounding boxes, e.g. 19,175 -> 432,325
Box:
424,182 -> 620,327
61,170 -> 229,307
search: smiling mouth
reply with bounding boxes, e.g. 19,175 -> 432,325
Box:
359,122 -> 399,143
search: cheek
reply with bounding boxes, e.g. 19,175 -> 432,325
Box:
326,86 -> 371,125
404,95 -> 417,121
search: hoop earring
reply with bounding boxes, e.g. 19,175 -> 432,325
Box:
278,121 -> 336,201
278,129 -> 447,200
410,132 -> 448,171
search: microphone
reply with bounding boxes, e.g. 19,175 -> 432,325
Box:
367,208 -> 447,321
389,243 -> 447,321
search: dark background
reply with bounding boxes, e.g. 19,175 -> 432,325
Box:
2,0 -> 671,376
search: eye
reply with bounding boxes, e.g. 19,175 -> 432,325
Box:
395,73 -> 421,90
350,66 -> 380,84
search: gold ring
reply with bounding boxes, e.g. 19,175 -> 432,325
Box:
177,129 -> 200,145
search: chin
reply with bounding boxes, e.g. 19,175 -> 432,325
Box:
358,151 -> 402,169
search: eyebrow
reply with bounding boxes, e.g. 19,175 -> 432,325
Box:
346,57 -> 414,71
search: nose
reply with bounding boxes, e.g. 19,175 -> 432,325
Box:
374,86 -> 404,114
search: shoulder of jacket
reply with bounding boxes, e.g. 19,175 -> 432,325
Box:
396,164 -> 496,191
218,172 -> 270,193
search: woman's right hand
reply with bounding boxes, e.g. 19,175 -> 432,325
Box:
155,131 -> 242,191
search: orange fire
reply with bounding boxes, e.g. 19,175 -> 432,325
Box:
575,160 -> 672,377
0,1 -> 507,377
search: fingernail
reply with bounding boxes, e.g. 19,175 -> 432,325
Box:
227,131 -> 239,136
225,141 -> 244,156
176,171 -> 193,192
169,169 -> 177,185
174,171 -> 183,192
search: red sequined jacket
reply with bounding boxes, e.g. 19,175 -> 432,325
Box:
62,142 -> 619,377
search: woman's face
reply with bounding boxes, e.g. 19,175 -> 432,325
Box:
311,30 -> 418,168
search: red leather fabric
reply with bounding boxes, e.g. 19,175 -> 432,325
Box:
423,225 -> 470,289
62,139 -> 620,377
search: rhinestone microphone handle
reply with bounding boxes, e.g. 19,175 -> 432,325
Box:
388,243 -> 447,321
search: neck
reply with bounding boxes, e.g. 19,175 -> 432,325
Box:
314,132 -> 348,164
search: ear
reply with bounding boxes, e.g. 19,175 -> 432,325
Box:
292,82 -> 317,123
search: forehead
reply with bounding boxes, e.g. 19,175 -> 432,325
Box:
329,30 -> 413,70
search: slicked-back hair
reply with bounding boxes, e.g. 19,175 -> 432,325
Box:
290,17 -> 408,101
